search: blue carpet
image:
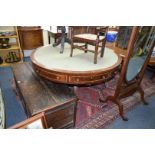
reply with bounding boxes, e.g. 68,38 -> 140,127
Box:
24,57 -> 31,62
106,95 -> 155,129
0,67 -> 27,128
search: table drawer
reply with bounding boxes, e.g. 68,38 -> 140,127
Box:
35,67 -> 67,83
68,72 -> 114,84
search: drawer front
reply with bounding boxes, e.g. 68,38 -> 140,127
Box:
45,102 -> 76,129
32,62 -> 118,85
68,72 -> 114,84
35,67 -> 67,83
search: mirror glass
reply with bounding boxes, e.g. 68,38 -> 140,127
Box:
25,119 -> 43,129
126,26 -> 155,81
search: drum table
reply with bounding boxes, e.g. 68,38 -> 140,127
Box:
31,44 -> 122,85
11,44 -> 121,128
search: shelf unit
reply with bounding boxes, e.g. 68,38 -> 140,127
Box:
0,26 -> 23,67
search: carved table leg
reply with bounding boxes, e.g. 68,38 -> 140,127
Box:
115,98 -> 128,121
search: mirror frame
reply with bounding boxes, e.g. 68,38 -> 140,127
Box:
9,112 -> 48,129
125,26 -> 154,83
116,26 -> 155,120
100,26 -> 155,121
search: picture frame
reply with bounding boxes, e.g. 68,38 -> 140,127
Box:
9,112 -> 48,129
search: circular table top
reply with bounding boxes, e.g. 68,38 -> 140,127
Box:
31,44 -> 122,85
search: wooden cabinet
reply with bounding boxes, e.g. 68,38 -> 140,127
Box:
0,26 -> 23,67
18,26 -> 43,50
11,62 -> 77,129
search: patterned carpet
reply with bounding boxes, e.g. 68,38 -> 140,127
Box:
1,60 -> 155,129
75,73 -> 155,129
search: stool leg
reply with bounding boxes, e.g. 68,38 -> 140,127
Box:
94,44 -> 99,64
101,39 -> 106,57
85,43 -> 88,53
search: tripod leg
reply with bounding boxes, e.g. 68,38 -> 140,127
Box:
100,95 -> 128,121
115,99 -> 128,121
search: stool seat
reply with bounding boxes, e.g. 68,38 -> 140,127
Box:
74,34 -> 105,41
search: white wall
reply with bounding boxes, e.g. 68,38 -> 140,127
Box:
42,30 -> 49,46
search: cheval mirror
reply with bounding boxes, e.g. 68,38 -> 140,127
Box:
100,26 -> 155,121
